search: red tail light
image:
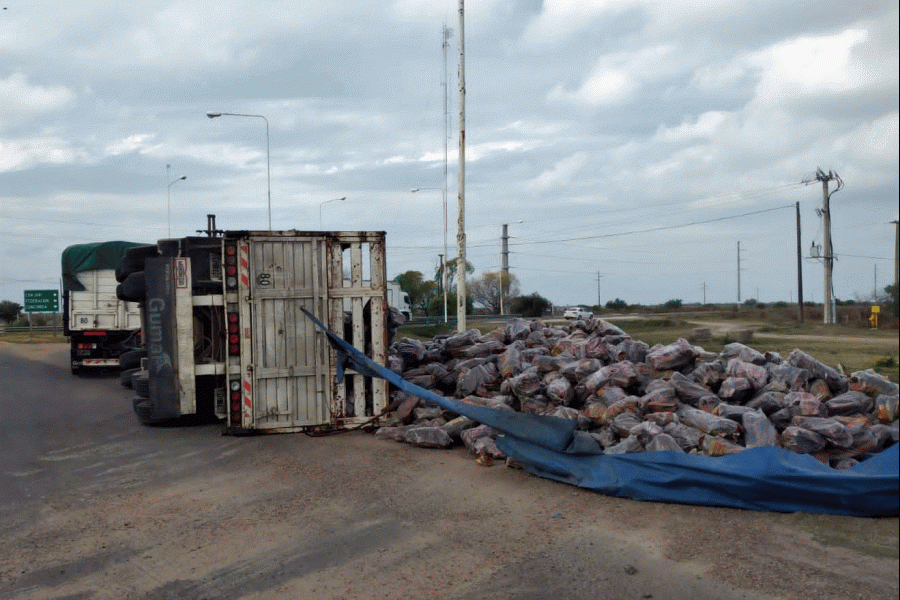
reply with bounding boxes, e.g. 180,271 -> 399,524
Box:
228,311 -> 240,356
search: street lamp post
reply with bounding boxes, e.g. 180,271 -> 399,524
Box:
411,187 -> 448,323
206,111 -> 271,230
319,197 -> 346,229
166,164 -> 186,237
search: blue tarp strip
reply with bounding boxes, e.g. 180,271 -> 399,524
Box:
302,309 -> 899,517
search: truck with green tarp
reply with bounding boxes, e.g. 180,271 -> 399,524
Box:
62,241 -> 146,374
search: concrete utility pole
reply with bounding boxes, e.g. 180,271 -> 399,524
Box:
456,0 -> 466,332
796,201 -> 804,322
892,219 -> 899,313
812,169 -> 843,324
442,24 -> 452,325
597,272 -> 602,306
500,224 -> 508,315
737,241 -> 742,309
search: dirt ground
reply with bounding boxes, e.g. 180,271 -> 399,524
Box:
1,342 -> 897,600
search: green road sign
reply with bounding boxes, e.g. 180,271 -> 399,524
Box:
23,289 -> 59,312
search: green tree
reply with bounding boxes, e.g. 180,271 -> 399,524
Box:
885,283 -> 899,316
394,271 -> 439,313
469,271 -> 520,314
664,298 -> 683,309
426,292 -> 473,316
435,259 -> 475,291
0,300 -> 22,324
512,293 -> 551,318
605,298 -> 628,310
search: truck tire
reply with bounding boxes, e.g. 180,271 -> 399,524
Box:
119,349 -> 146,371
120,367 -> 140,388
133,372 -> 150,398
116,245 -> 158,282
116,271 -> 146,302
132,398 -> 160,425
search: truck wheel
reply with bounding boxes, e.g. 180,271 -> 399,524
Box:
116,271 -> 146,302
120,367 -> 140,388
116,245 -> 158,282
119,349 -> 146,371
133,373 -> 150,398
71,364 -> 82,376
132,398 -> 157,425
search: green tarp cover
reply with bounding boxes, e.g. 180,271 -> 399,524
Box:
61,241 -> 145,291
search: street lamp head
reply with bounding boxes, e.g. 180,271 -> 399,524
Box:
206,111 -> 222,119
179,176 -> 187,181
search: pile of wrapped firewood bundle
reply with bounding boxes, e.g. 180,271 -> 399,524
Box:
376,318 -> 898,469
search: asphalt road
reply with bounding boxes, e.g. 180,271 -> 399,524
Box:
1,342 -> 897,600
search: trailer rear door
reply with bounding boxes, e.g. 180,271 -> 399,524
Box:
248,236 -> 330,430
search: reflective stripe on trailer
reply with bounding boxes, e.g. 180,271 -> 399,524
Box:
243,376 -> 252,422
81,359 -> 120,366
239,244 -> 250,288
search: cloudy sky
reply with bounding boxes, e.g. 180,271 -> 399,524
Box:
1,0 -> 897,310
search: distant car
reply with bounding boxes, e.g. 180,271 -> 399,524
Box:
563,307 -> 593,320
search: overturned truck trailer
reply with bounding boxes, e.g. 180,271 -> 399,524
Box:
117,227 -> 389,434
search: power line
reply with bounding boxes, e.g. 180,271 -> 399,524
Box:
520,205 -> 794,245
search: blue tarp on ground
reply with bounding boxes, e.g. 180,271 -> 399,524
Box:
302,310 -> 899,517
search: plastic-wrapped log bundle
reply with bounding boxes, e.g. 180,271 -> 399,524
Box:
545,375 -> 575,406
788,349 -> 844,392
781,426 -> 828,453
676,405 -> 741,437
726,358 -> 769,389
792,416 -> 853,448
497,342 -> 525,379
785,391 -> 827,417
746,391 -> 787,415
743,409 -> 779,447
702,435 -> 745,456
669,371 -> 714,406
721,342 -> 767,365
767,363 -> 810,391
664,422 -> 705,451
850,369 -> 899,397
602,397 -> 643,425
647,338 -> 696,371
646,433 -> 684,452
404,427 -> 454,448
718,377 -> 754,403
396,338 -> 427,366
643,386 -> 678,413
825,391 -> 873,416
875,395 -> 899,424
509,368 -> 542,400
504,318 -> 532,342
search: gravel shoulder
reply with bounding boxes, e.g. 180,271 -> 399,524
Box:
0,342 -> 897,600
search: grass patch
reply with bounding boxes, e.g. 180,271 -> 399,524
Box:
0,331 -> 67,344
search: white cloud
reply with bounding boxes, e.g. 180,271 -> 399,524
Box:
0,74 -> 75,129
520,0 -> 635,47
104,134 -> 163,157
0,137 -> 78,172
653,111 -> 730,143
524,152 -> 588,192
750,28 -> 877,105
549,68 -> 637,106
